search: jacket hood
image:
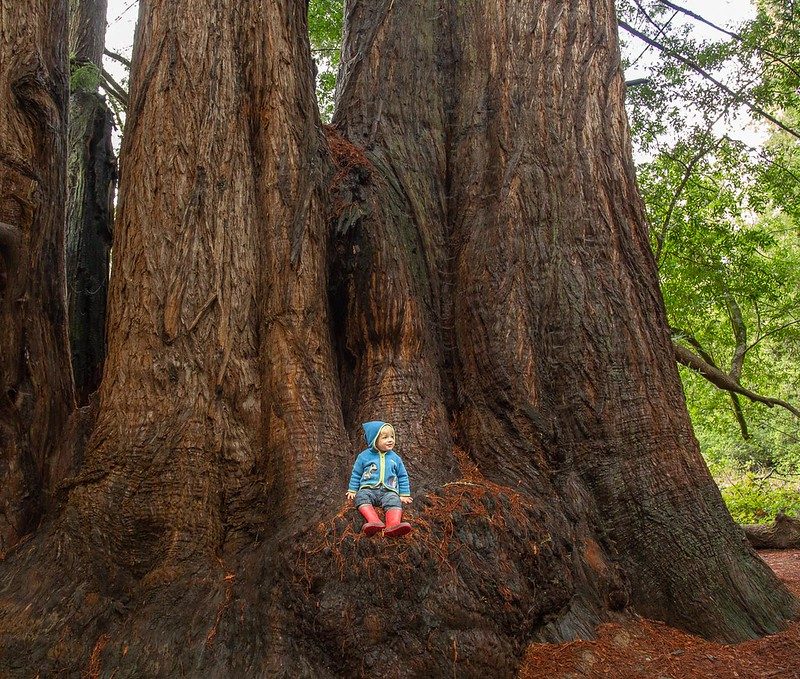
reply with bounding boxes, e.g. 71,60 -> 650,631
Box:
362,421 -> 393,449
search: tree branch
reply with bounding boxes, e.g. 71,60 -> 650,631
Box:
103,48 -> 131,69
626,2 -> 678,69
617,19 -> 800,141
655,137 -> 721,264
655,0 -> 800,80
730,393 -> 750,439
100,67 -> 128,109
723,288 -> 747,381
744,319 -> 800,356
674,342 -> 800,417
670,326 -> 716,366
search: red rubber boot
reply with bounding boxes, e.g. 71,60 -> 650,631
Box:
358,504 -> 385,536
383,508 -> 412,537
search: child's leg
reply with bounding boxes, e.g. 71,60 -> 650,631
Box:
381,492 -> 411,537
354,489 -> 385,536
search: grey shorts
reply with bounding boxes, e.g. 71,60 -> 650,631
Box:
354,487 -> 402,510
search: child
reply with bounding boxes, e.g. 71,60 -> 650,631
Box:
346,421 -> 413,537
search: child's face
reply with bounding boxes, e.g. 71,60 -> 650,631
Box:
376,427 -> 395,452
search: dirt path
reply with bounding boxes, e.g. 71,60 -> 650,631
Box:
520,550 -> 800,678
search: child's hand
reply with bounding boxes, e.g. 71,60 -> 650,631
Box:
346,491 -> 356,501
401,496 -> 413,505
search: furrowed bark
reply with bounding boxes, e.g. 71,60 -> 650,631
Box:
0,0 -> 74,552
0,12 -> 269,672
243,2 -> 349,528
446,0 -> 795,640
66,0 -> 115,405
0,0 -> 346,674
331,0 -> 456,490
0,0 -> 797,676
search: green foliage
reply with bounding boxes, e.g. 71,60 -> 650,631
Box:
623,0 -> 800,479
70,61 -> 101,94
308,0 -> 343,122
719,474 -> 800,524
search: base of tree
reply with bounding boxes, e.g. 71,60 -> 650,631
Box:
0,480 -> 630,677
743,513 -> 800,550
0,479 -> 798,676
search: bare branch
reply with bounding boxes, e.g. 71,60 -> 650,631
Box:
103,48 -> 131,69
627,7 -> 678,68
655,0 -> 800,80
618,19 -> 800,141
674,342 -> 800,417
744,319 -> 800,356
100,67 -> 128,109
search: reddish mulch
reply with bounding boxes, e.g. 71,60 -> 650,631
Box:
520,550 -> 800,678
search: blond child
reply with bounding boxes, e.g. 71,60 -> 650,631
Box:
346,421 -> 412,537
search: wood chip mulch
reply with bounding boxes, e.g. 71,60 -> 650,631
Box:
519,550 -> 800,678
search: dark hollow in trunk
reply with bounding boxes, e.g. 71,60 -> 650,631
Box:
0,0 -> 796,676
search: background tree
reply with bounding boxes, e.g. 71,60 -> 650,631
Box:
0,0 -> 796,676
0,0 -> 74,553
67,0 -> 116,405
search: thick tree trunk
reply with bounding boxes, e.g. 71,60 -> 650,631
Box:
66,0 -> 115,405
0,0 -> 796,676
0,0 -> 73,553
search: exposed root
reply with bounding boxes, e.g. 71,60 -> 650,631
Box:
270,477 -> 588,676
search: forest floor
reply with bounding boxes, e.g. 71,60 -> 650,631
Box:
520,549 -> 800,678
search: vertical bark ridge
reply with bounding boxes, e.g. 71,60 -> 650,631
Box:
241,0 -> 350,527
331,0 -> 456,487
72,0 -> 264,575
0,0 -> 74,552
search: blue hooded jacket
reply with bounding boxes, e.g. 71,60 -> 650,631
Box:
347,421 -> 411,497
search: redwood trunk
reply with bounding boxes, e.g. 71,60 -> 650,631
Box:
66,0 -> 115,405
0,0 -> 796,676
0,0 -> 73,553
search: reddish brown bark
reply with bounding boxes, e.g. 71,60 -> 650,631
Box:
0,0 -> 796,676
0,0 -> 74,553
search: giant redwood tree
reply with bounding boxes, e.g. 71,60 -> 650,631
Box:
0,0 -> 797,676
0,0 -> 74,554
